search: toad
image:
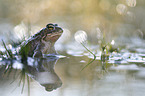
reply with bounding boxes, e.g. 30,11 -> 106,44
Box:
19,23 -> 63,58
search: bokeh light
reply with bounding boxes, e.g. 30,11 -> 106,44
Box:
126,0 -> 136,7
13,22 -> 40,40
13,22 -> 28,40
116,4 -> 127,15
96,27 -> 102,39
111,40 -> 115,45
74,30 -> 87,43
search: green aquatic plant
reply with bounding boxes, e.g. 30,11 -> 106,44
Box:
4,62 -> 13,77
19,42 -> 30,63
81,43 -> 96,71
2,40 -> 14,59
74,30 -> 97,70
0,26 -> 32,96
80,38 -> 118,70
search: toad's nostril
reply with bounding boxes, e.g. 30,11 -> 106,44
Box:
54,24 -> 58,26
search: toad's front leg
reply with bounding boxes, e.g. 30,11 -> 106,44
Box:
32,43 -> 44,58
33,51 -> 43,58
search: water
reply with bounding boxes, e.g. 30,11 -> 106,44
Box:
0,46 -> 145,96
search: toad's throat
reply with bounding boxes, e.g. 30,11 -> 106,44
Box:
44,32 -> 62,42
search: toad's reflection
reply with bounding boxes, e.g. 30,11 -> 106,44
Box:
27,57 -> 62,91
0,56 -> 62,92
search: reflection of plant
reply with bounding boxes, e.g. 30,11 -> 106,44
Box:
18,68 -> 30,94
3,62 -> 31,96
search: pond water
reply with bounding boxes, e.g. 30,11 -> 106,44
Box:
0,43 -> 145,96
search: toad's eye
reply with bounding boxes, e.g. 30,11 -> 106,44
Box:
46,23 -> 54,30
48,27 -> 54,30
46,23 -> 53,28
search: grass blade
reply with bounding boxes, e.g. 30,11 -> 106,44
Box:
81,43 -> 96,71
27,75 -> 30,96
2,39 -> 13,58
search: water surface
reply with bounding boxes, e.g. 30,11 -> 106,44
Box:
0,51 -> 145,96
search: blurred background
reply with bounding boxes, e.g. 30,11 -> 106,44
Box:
0,0 -> 145,46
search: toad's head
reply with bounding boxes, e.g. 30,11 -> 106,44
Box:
43,23 -> 63,42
